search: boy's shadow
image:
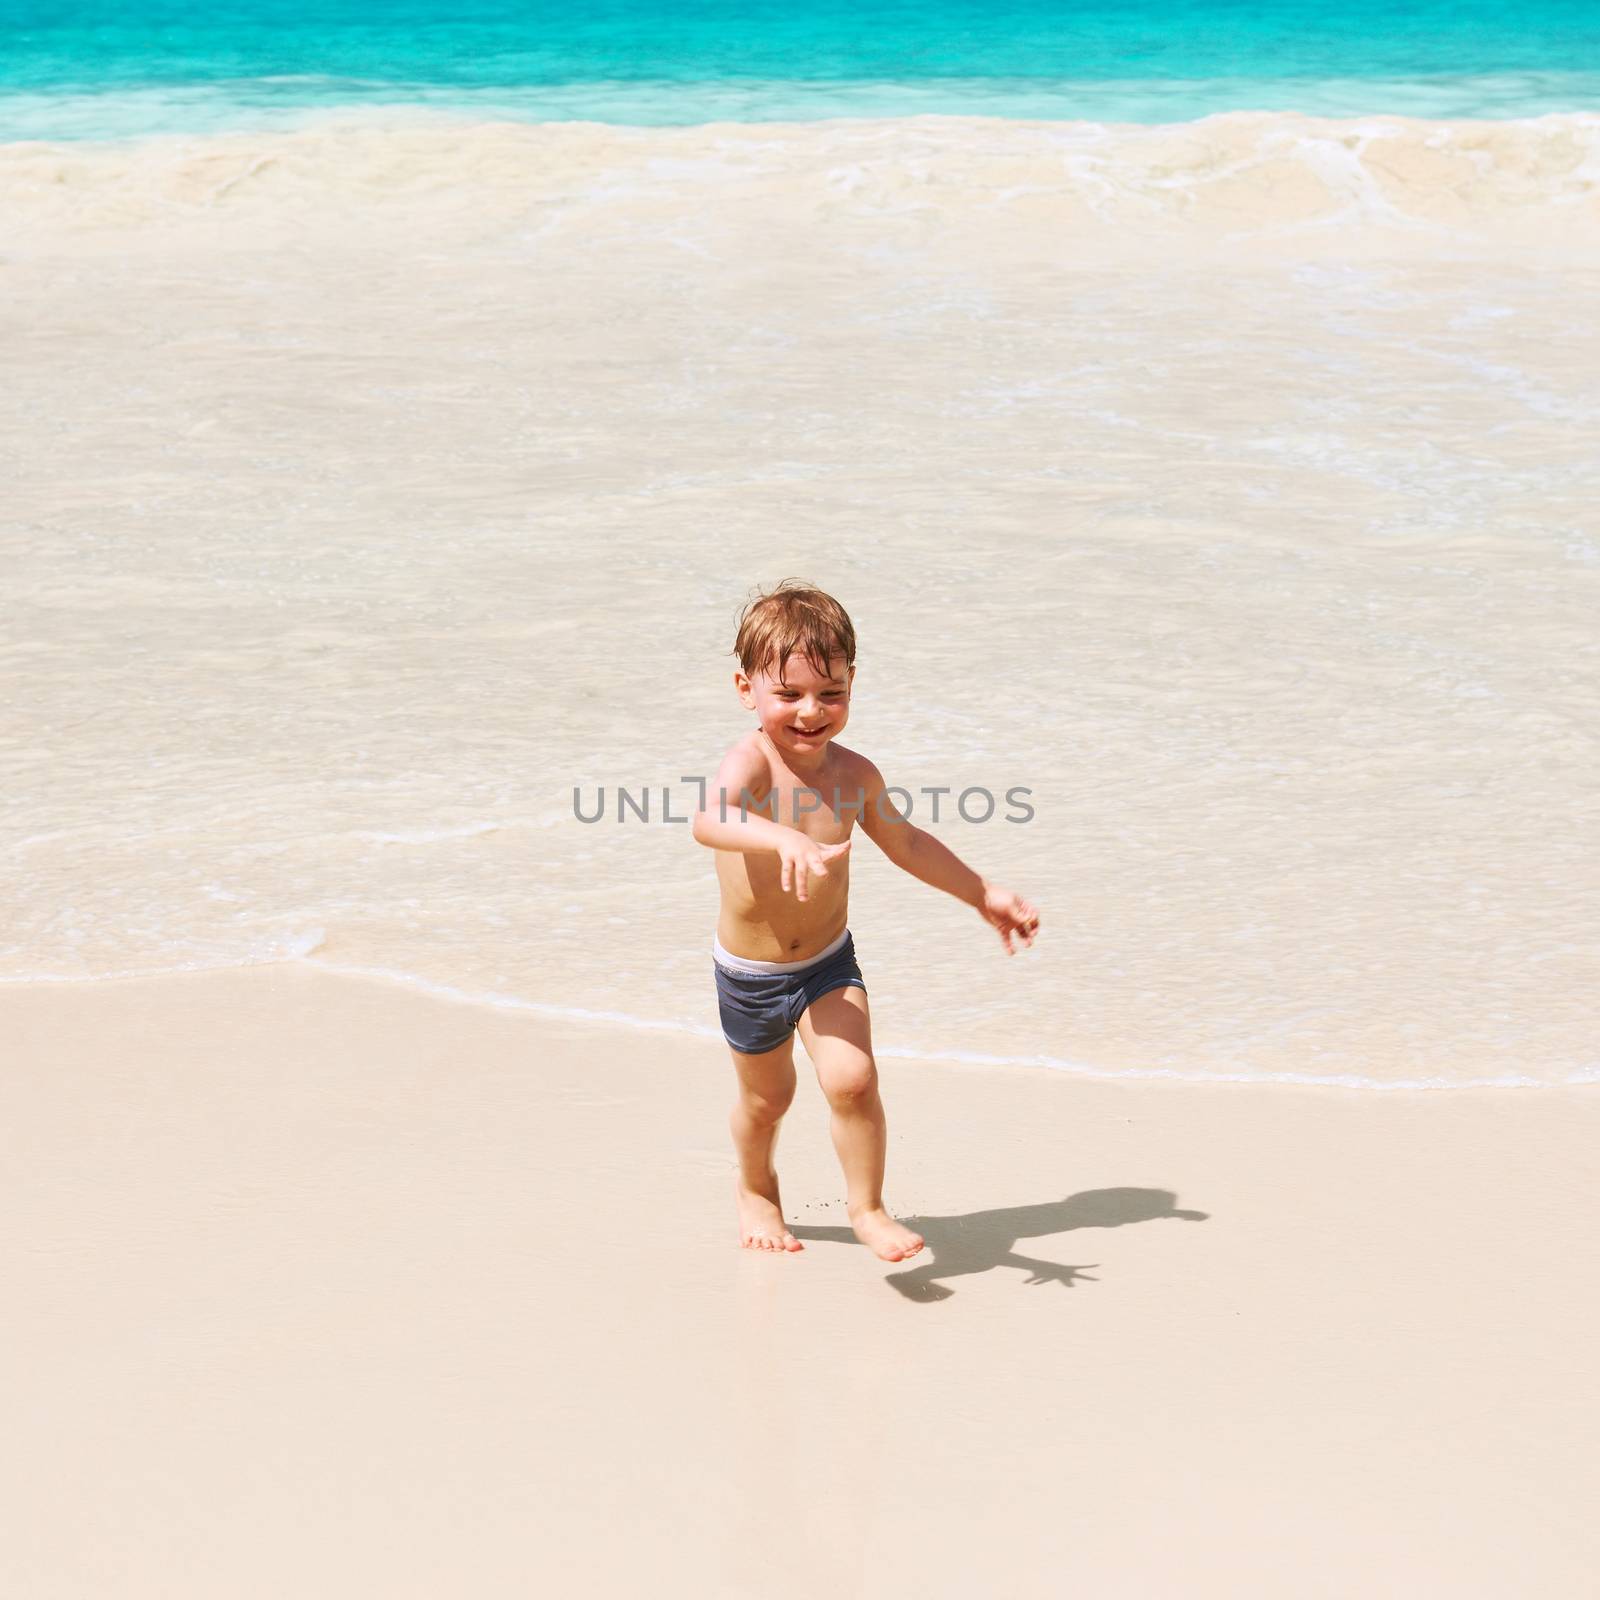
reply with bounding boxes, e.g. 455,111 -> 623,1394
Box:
790,1188 -> 1208,1301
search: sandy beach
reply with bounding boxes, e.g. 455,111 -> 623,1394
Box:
5,965 -> 1597,1597
5,93 -> 1599,1597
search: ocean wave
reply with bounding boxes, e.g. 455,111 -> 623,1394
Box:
5,70 -> 1600,142
4,111 -> 1596,259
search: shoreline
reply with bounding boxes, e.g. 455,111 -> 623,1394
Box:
6,963 -> 1597,1595
6,958 -> 1592,1092
6,110 -> 1597,268
7,79 -> 1600,147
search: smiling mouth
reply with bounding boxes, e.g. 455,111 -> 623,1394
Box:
790,725 -> 826,737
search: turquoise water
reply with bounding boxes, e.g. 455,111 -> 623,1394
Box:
3,0 -> 1599,139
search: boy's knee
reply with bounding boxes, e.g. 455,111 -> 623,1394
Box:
737,1085 -> 795,1125
822,1059 -> 877,1107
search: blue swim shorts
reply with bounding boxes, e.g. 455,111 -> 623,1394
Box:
712,927 -> 867,1055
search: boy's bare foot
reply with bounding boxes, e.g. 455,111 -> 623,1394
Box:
735,1178 -> 804,1252
849,1206 -> 924,1262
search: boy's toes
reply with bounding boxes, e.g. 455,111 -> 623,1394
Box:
742,1229 -> 802,1252
734,1185 -> 803,1254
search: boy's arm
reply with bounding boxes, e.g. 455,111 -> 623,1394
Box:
690,742 -> 789,853
691,742 -> 850,903
856,759 -> 1039,953
857,762 -> 982,902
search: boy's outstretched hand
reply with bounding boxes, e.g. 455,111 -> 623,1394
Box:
777,833 -> 851,903
979,883 -> 1040,954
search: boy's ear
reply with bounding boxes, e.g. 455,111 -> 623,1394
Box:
734,669 -> 756,708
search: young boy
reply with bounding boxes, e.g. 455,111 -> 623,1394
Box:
692,580 -> 1039,1263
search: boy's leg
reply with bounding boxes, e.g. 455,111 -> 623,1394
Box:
796,987 -> 924,1262
728,1037 -> 804,1252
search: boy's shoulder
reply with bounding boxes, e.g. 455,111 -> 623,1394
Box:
713,730 -> 777,791
822,740 -> 882,789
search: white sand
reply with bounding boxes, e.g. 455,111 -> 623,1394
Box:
5,966 -> 1596,1597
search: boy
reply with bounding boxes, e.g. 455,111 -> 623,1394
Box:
692,580 -> 1039,1263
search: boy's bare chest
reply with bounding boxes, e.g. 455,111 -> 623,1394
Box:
755,760 -> 860,843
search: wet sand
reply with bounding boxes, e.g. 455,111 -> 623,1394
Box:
5,964 -> 1596,1597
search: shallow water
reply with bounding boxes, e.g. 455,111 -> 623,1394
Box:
4,115 -> 1597,1086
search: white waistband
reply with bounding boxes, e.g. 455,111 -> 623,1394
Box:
713,926 -> 850,977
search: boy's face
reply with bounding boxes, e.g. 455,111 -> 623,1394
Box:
736,651 -> 854,759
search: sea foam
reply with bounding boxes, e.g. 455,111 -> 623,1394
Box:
3,112 -> 1598,263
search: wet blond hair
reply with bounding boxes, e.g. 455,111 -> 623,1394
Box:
733,579 -> 856,683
